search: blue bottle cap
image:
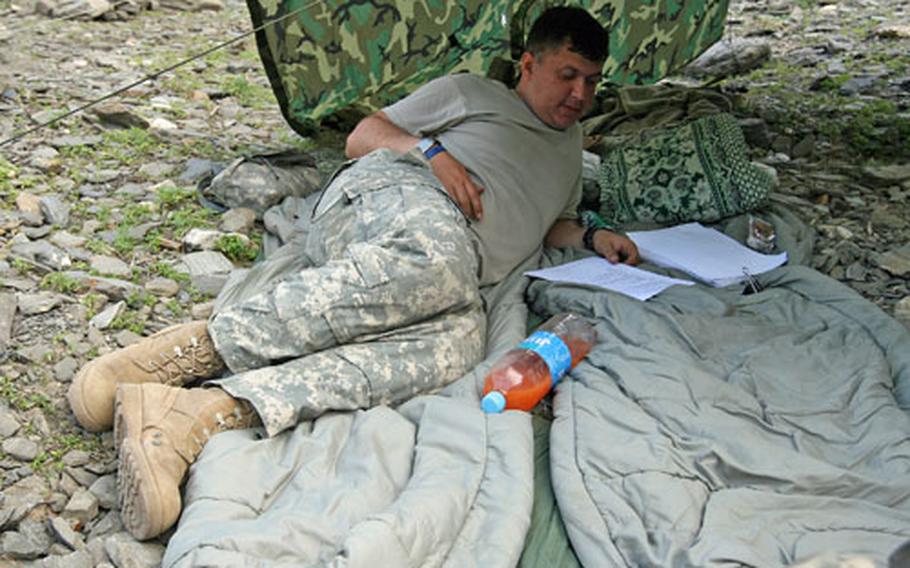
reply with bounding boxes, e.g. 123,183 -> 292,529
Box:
481,391 -> 506,414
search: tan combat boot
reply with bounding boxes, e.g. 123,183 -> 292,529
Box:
67,320 -> 226,432
114,383 -> 258,540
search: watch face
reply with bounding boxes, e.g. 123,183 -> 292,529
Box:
417,138 -> 436,153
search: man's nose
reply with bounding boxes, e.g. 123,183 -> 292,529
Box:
570,77 -> 587,100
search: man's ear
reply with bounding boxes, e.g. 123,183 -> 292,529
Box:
518,51 -> 536,79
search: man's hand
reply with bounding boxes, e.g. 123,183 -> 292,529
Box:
544,220 -> 640,265
428,152 -> 485,221
591,230 -> 640,265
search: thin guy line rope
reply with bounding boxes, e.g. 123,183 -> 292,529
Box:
0,0 -> 321,149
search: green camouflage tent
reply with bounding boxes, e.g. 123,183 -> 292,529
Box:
246,0 -> 730,136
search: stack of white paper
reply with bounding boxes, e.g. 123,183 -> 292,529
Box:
525,257 -> 694,301
627,222 -> 788,288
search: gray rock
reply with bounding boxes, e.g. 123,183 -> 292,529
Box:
839,74 -> 881,95
220,207 -> 257,234
684,37 -> 771,78
89,255 -> 131,278
61,450 -> 92,468
26,409 -> 52,437
82,219 -> 103,234
2,437 -> 40,461
29,146 -> 61,172
875,23 -> 910,39
738,117 -> 771,148
63,466 -> 99,489
103,532 -> 165,568
10,240 -> 71,270
825,59 -> 847,74
85,170 -> 122,185
33,548 -> 94,568
114,183 -> 149,200
878,245 -> 910,277
24,225 -> 54,239
0,292 -> 15,351
61,271 -> 139,300
63,488 -> 99,525
1,518 -> 53,559
791,134 -> 816,159
49,491 -> 70,513
91,102 -> 149,130
825,35 -> 854,54
89,301 -> 125,330
144,276 -> 179,297
47,542 -> 69,556
85,536 -> 111,565
862,164 -> 910,187
16,192 -> 45,226
49,515 -> 85,550
191,301 -> 215,320
137,161 -> 174,179
57,472 -> 82,497
1,277 -> 36,291
16,292 -> 63,316
845,261 -> 867,281
179,158 -> 222,183
0,506 -> 30,531
85,459 -> 117,476
16,342 -> 54,365
182,227 -> 223,251
39,195 -> 70,227
48,135 -> 103,149
895,297 -> 910,328
177,250 -> 234,296
871,206 -> 907,230
89,510 -> 124,539
53,356 -> 79,383
0,404 -> 21,437
127,221 -> 161,241
786,46 -> 825,67
49,231 -> 87,249
771,134 -> 792,154
88,475 -> 117,510
114,329 -> 141,348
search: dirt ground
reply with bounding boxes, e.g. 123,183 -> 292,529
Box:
0,0 -> 908,564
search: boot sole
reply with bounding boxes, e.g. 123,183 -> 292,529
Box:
115,387 -> 180,541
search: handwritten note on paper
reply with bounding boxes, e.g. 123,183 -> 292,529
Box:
525,257 -> 694,301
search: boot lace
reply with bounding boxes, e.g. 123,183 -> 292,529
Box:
186,404 -> 257,459
141,336 -> 221,385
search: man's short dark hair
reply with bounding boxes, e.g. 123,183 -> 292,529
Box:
526,6 -> 608,63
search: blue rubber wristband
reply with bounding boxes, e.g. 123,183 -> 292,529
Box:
423,143 -> 446,160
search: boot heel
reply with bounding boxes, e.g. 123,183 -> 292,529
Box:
113,384 -> 143,450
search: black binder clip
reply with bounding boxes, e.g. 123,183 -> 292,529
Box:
741,268 -> 763,295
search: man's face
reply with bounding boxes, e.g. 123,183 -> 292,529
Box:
516,42 -> 603,130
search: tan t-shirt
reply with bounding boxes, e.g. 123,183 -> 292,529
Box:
383,74 -> 582,286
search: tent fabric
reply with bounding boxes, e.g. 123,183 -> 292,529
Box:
245,0 -> 731,134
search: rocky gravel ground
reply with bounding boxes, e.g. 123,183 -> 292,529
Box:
0,0 -> 908,565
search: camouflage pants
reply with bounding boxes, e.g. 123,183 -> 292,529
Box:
208,151 -> 486,437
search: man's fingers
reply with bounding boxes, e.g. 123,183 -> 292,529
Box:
430,154 -> 483,220
452,183 -> 478,220
617,239 -> 640,265
598,234 -> 640,265
468,183 -> 484,220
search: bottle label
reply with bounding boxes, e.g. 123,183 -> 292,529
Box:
518,331 -> 572,385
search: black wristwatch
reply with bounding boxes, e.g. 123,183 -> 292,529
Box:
582,226 -> 606,251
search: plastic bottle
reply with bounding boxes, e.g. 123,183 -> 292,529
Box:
480,313 -> 596,413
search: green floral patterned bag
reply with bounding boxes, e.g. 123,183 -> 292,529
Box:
597,112 -> 773,226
